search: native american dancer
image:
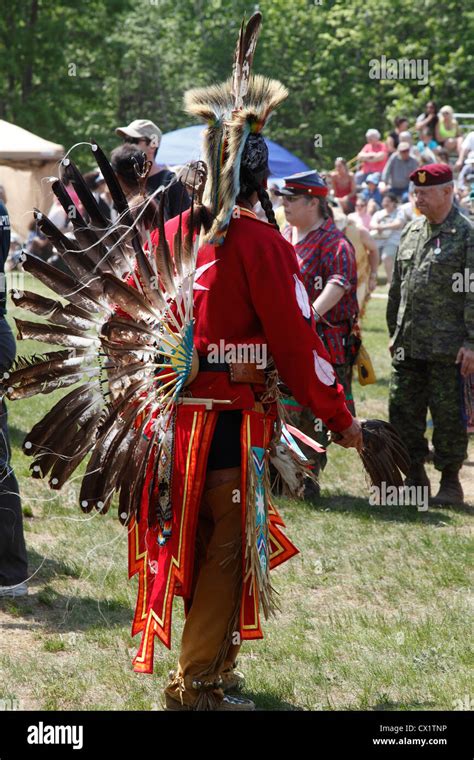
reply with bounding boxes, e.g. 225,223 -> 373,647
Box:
125,17 -> 363,709
5,12 -> 410,712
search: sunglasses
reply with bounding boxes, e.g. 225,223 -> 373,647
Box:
124,136 -> 148,145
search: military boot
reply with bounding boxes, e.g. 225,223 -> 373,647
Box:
405,462 -> 431,496
430,465 -> 464,506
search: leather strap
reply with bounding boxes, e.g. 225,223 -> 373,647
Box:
198,354 -> 265,384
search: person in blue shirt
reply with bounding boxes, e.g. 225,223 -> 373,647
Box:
361,172 -> 383,213
416,127 -> 438,156
0,192 -> 28,597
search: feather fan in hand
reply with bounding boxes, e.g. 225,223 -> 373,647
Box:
332,419 -> 411,490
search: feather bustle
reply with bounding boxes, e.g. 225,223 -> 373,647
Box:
22,254 -> 107,314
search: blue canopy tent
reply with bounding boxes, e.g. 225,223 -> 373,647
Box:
157,125 -> 309,179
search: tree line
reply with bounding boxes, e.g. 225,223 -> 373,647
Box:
1,0 -> 472,168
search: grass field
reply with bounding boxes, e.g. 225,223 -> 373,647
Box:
0,274 -> 472,711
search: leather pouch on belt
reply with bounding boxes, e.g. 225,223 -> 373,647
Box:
229,361 -> 265,384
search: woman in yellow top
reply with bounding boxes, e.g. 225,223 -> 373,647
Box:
435,105 -> 462,155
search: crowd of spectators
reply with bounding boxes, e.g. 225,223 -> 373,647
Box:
322,100 -> 474,283
14,101 -> 474,286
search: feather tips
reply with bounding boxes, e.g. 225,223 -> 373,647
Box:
359,420 -> 411,489
21,253 -> 107,314
101,272 -> 159,324
155,192 -> 176,297
11,290 -> 96,332
14,318 -> 98,349
231,12 -> 262,109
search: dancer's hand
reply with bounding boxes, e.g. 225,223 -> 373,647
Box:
333,417 -> 363,452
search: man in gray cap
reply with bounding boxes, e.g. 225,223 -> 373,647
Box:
382,142 -> 418,202
115,118 -> 189,220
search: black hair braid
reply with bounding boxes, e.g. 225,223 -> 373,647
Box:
318,197 -> 334,221
256,185 -> 279,229
238,133 -> 279,229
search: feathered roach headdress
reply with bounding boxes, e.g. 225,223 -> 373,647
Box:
184,12 -> 288,245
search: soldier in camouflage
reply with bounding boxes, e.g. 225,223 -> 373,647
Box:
387,163 -> 474,506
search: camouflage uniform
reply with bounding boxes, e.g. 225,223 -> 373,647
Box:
387,205 -> 474,470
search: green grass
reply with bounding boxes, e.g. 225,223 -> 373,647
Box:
0,274 -> 472,711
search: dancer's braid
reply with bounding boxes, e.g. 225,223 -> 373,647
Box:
240,133 -> 280,229
256,185 -> 279,229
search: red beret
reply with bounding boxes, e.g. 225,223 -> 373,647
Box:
409,163 -> 453,186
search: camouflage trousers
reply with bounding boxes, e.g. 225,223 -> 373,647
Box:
389,355 -> 467,471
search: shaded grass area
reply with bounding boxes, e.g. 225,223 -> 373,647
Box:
0,277 -> 472,711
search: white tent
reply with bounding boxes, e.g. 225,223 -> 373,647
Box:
0,120 -> 64,239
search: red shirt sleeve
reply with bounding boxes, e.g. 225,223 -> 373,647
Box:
242,229 -> 353,432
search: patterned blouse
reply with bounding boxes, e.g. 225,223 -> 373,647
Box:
283,218 -> 359,364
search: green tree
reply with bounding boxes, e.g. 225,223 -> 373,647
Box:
1,0 -> 472,169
